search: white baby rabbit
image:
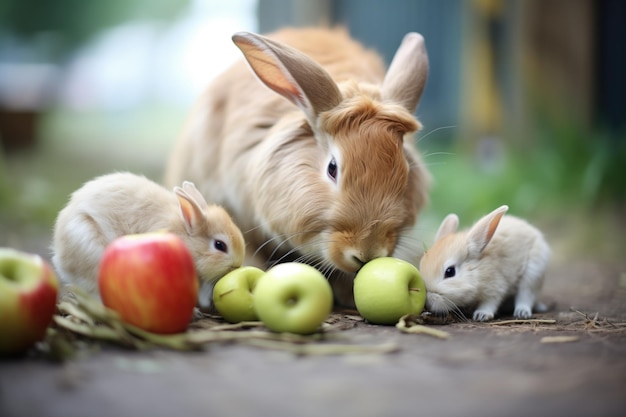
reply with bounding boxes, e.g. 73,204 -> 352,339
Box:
165,28 -> 431,305
52,172 -> 245,308
419,205 -> 550,321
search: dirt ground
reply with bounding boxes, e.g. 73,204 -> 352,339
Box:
1,219 -> 625,417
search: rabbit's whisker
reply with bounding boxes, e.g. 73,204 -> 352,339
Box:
442,296 -> 468,323
252,229 -> 321,259
416,124 -> 457,144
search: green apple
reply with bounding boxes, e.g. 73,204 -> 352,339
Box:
0,248 -> 59,356
353,257 -> 426,325
213,266 -> 265,323
253,262 -> 333,334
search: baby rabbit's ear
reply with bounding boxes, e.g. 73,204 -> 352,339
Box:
232,32 -> 342,125
175,186 -> 204,234
381,32 -> 429,114
434,213 -> 459,242
467,205 -> 509,257
181,181 -> 209,209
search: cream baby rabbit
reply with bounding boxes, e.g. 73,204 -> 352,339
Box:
52,172 -> 245,307
419,205 -> 550,321
165,28 -> 431,305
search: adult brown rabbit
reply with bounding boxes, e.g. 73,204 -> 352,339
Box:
165,28 -> 430,305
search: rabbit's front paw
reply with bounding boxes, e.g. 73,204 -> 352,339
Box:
513,306 -> 532,319
472,310 -> 494,322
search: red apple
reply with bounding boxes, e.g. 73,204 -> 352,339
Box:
0,248 -> 59,356
98,232 -> 199,334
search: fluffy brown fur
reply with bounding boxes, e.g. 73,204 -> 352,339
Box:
165,27 -> 431,305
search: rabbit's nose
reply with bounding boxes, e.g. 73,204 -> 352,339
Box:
340,249 -> 367,271
337,245 -> 390,272
351,255 -> 366,268
346,248 -> 386,270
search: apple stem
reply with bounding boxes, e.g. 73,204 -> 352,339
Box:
409,288 -> 421,293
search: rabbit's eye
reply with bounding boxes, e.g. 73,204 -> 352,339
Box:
327,157 -> 338,182
213,239 -> 228,253
444,266 -> 456,279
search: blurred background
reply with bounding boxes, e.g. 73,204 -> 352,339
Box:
1,0 -> 624,260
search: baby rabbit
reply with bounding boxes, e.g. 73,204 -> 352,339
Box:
52,172 -> 245,308
419,205 -> 550,321
165,28 -> 431,305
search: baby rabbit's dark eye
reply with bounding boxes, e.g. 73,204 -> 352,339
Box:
444,266 -> 456,279
327,157 -> 337,182
213,240 -> 228,253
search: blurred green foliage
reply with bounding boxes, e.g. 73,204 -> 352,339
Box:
0,105 -> 185,226
0,0 -> 189,60
0,149 -> 9,205
422,124 -> 625,225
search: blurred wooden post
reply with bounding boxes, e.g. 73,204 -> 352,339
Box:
460,0 -> 504,142
460,0 -> 596,146
0,64 -> 55,152
0,109 -> 38,152
519,0 -> 595,131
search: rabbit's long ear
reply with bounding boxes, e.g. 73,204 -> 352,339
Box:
381,32 -> 429,114
175,186 -> 204,234
232,32 -> 342,124
467,205 -> 509,257
181,181 -> 208,209
435,214 -> 459,242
